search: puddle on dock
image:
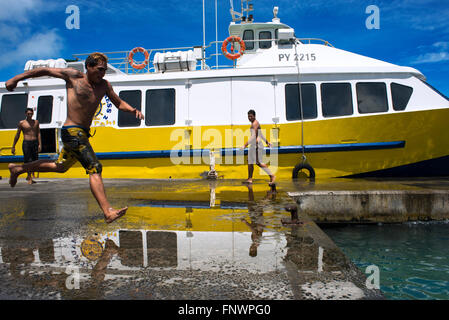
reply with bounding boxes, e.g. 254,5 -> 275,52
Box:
0,179 -> 381,299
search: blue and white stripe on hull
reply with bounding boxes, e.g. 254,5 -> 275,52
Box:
0,140 -> 405,162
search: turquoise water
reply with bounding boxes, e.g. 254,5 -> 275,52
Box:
322,221 -> 449,300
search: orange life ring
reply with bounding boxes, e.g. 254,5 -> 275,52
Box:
128,47 -> 149,70
221,36 -> 245,60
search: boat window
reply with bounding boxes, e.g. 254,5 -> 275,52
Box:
118,90 -> 142,127
37,95 -> 53,124
356,82 -> 388,114
0,93 -> 28,129
243,30 -> 254,50
391,83 -> 413,111
119,230 -> 144,267
259,31 -> 272,49
285,83 -> 317,120
321,83 -> 353,117
145,89 -> 175,126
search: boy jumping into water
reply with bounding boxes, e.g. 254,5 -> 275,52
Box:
6,52 -> 144,223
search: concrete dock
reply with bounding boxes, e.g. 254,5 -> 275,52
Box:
0,177 -> 387,300
288,178 -> 449,223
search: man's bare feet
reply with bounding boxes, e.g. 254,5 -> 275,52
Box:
8,163 -> 20,188
104,207 -> 128,223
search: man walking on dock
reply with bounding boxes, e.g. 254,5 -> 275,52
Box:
11,108 -> 41,184
242,109 -> 275,185
6,52 -> 144,223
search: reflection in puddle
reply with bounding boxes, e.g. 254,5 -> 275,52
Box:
0,224 -> 356,299
0,181 -> 378,299
3,228 -> 288,271
0,228 -> 290,299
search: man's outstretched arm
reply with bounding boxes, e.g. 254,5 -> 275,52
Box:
106,81 -> 144,120
5,67 -> 81,91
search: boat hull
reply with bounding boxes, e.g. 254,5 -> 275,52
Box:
1,108 -> 449,180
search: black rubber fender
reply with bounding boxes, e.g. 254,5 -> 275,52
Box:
292,162 -> 316,180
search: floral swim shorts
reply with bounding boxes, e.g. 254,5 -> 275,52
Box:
56,126 -> 102,174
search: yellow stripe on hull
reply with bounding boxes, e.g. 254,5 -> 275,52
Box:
1,108 -> 449,180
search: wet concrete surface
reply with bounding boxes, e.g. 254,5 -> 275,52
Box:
0,177 -> 392,300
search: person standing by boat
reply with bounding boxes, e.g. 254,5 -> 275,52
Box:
242,109 -> 275,185
11,108 -> 42,184
5,52 -> 144,223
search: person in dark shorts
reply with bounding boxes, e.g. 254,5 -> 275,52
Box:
11,108 -> 41,184
6,52 -> 144,223
241,109 -> 275,185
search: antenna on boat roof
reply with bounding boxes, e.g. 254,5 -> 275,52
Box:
229,0 -> 254,23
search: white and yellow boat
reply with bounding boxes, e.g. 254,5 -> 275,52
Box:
1,1 -> 449,181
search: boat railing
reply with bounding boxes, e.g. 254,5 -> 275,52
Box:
73,46 -> 198,74
71,37 -> 333,75
297,38 -> 334,47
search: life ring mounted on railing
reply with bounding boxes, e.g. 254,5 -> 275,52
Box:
128,47 -> 149,70
221,36 -> 246,60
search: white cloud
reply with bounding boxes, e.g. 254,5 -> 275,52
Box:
254,0 -> 449,32
0,0 -> 65,71
378,0 -> 449,32
411,52 -> 449,64
0,0 -> 49,23
410,41 -> 449,64
0,30 -> 64,68
433,42 -> 449,50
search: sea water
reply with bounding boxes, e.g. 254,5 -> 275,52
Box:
322,221 -> 449,300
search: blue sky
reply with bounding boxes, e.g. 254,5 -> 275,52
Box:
1,0 -> 448,95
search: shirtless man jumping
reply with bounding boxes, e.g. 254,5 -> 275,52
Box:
11,108 -> 42,184
5,52 -> 144,223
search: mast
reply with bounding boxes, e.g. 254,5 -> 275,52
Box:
202,0 -> 206,70
215,0 -> 218,68
230,0 -> 254,23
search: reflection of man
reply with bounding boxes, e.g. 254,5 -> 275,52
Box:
91,239 -> 119,283
241,184 -> 277,257
67,238 -> 118,299
242,109 -> 275,185
11,108 -> 41,184
6,52 -> 144,223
